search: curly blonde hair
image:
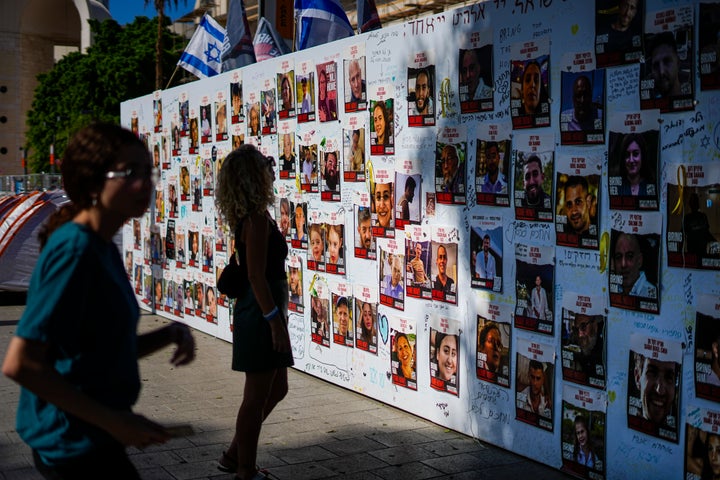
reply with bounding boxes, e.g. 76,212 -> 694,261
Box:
215,145 -> 274,231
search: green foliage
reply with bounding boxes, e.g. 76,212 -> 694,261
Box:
26,17 -> 185,172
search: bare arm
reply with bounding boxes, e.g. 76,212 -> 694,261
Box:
242,212 -> 291,353
137,322 -> 195,366
2,337 -> 170,448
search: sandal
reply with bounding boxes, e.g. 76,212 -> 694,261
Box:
217,451 -> 237,473
218,451 -> 270,477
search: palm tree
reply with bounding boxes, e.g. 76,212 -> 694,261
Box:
145,0 -> 186,89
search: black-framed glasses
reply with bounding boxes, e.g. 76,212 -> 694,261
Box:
106,166 -> 160,183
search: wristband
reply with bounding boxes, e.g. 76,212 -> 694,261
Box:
263,306 -> 279,320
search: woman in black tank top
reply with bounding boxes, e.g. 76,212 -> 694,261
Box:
215,145 -> 292,480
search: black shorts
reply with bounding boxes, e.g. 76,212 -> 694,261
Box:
232,278 -> 294,372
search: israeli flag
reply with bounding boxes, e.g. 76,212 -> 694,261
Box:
178,14 -> 226,78
294,0 -> 354,51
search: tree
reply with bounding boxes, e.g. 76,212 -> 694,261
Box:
145,0 -> 187,90
25,17 -> 185,172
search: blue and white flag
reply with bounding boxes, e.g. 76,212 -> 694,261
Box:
222,0 -> 256,72
178,13 -> 226,78
294,0 -> 354,51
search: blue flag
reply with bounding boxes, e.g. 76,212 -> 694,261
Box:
357,0 -> 381,33
178,14 -> 226,78
294,0 -> 354,51
222,0 -> 256,72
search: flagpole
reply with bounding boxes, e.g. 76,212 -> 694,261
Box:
165,65 -> 181,90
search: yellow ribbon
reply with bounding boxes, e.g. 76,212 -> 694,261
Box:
670,165 -> 687,215
366,158 -> 375,195
599,231 -> 609,273
309,273 -> 319,296
439,77 -> 453,118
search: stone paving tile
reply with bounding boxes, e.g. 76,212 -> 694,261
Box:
420,452 -> 487,474
265,462 -> 337,480
172,443 -> 228,465
320,436 -> 388,456
366,429 -> 435,448
472,461 -> 576,480
137,467 -> 179,480
323,471 -> 384,480
271,444 -> 338,464
419,436 -> 488,457
367,444 -> 439,466
372,461 -> 444,480
2,468 -> 44,480
162,459 -> 227,480
469,444 -> 532,467
0,454 -> 32,471
129,450 -> 185,470
315,452 -> 389,475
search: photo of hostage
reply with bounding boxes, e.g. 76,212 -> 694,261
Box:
629,350 -> 679,430
646,31 -> 689,99
356,206 -> 374,250
529,275 -> 550,320
373,182 -> 393,229
572,415 -> 599,468
2,123 -> 196,478
517,359 -> 552,418
683,192 -> 717,257
432,331 -> 459,385
612,132 -> 655,197
347,58 -> 366,103
561,74 -> 603,132
686,427 -> 720,480
393,332 -> 415,380
459,47 -> 493,101
398,176 -> 417,221
357,301 -> 377,346
521,155 -> 551,208
381,254 -> 404,300
479,141 -> 507,194
478,321 -> 504,374
279,74 -> 294,112
474,234 -> 496,281
409,68 -> 433,116
311,295 -> 329,341
561,176 -> 597,236
566,313 -> 605,381
407,242 -> 429,286
439,144 -> 463,194
333,296 -> 352,342
372,101 -> 391,146
433,244 -> 455,293
515,60 -> 548,115
214,144 -> 294,480
610,231 -> 658,298
323,151 -> 339,192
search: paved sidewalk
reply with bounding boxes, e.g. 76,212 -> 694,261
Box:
0,301 -> 572,479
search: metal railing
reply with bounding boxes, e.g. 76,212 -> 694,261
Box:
0,174 -> 63,197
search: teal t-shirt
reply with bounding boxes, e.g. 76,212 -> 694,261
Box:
15,222 -> 140,465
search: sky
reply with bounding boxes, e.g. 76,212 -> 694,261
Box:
108,0 -> 186,25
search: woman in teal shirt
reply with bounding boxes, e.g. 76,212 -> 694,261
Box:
2,123 -> 196,479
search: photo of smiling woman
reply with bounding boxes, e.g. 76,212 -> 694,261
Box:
608,129 -> 659,211
430,325 -> 460,396
391,328 -> 417,390
371,177 -> 394,238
